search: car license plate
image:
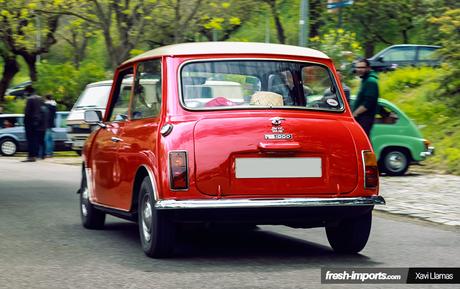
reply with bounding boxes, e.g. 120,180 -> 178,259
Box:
235,157 -> 322,178
74,140 -> 84,148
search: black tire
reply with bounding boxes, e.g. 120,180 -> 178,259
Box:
80,168 -> 106,229
380,149 -> 409,176
138,176 -> 175,258
326,211 -> 372,254
0,138 -> 18,156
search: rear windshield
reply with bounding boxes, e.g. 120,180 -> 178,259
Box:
180,60 -> 344,111
74,85 -> 111,109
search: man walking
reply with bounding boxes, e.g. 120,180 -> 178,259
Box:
23,85 -> 43,162
353,59 -> 379,136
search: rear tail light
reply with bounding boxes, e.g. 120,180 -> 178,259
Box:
362,150 -> 379,188
169,151 -> 188,190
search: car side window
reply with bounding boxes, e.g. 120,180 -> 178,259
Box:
418,47 -> 438,61
131,60 -> 162,120
375,104 -> 399,124
382,47 -> 416,62
1,117 -> 16,128
108,68 -> 134,122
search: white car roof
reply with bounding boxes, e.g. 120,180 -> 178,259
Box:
0,114 -> 23,117
124,42 -> 329,65
86,80 -> 113,87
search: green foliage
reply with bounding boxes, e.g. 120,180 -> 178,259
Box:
309,28 -> 362,79
379,67 -> 460,174
429,9 -> 460,110
379,67 -> 436,94
228,0 -> 305,45
35,61 -> 106,109
2,98 -> 25,113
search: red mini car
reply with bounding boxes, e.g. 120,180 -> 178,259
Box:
80,42 -> 385,258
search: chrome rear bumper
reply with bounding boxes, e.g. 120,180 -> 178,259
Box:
155,196 -> 385,210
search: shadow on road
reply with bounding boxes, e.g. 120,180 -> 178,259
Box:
91,221 -> 380,271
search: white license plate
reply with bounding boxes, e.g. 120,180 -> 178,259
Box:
235,157 -> 322,178
73,140 -> 84,148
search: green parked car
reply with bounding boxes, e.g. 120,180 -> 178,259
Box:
351,97 -> 434,176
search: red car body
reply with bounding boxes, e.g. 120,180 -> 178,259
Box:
80,42 -> 384,258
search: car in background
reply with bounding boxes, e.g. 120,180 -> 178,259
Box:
5,81 -> 32,99
0,112 -> 71,156
366,44 -> 441,72
351,97 -> 434,175
67,80 -> 112,155
80,42 -> 385,258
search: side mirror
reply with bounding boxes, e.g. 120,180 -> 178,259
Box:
377,56 -> 384,62
84,110 -> 105,128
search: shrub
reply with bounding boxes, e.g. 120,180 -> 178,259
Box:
35,61 -> 106,110
2,98 -> 26,113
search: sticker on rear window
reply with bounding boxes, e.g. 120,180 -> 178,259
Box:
326,99 -> 339,107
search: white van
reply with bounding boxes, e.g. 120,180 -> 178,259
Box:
67,78 -> 160,154
67,80 -> 112,154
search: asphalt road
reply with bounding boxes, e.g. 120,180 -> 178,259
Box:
0,158 -> 459,289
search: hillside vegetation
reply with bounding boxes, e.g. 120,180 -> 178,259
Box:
377,67 -> 460,174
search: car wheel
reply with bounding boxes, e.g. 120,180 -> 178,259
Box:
0,138 -> 18,156
381,149 -> 409,176
80,169 -> 106,229
138,176 -> 175,258
326,211 -> 372,254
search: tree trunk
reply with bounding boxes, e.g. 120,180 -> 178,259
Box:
265,0 -> 285,44
273,12 -> 286,44
364,41 -> 375,58
402,30 -> 409,44
21,53 -> 38,82
309,0 -> 324,38
0,56 -> 20,102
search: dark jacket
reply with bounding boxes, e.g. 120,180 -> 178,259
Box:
353,71 -> 379,117
45,100 -> 57,128
24,95 -> 43,129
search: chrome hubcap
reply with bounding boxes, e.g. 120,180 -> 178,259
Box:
1,141 -> 16,155
142,194 -> 152,242
81,187 -> 89,217
385,151 -> 407,172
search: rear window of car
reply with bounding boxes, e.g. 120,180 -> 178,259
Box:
180,60 -> 344,111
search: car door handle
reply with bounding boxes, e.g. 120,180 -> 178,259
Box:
258,142 -> 301,151
111,137 -> 123,143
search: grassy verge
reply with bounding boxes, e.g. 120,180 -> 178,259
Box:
377,67 -> 460,175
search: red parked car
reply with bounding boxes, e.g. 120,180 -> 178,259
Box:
80,42 -> 385,258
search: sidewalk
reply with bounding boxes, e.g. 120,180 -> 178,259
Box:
377,173 -> 460,226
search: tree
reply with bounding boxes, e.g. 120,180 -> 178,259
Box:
142,0 -> 205,47
0,0 -> 62,82
262,0 -> 286,44
430,8 -> 460,107
342,0 -> 435,57
197,1 -> 257,41
0,44 -> 20,102
57,0 -> 161,69
57,16 -> 97,69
